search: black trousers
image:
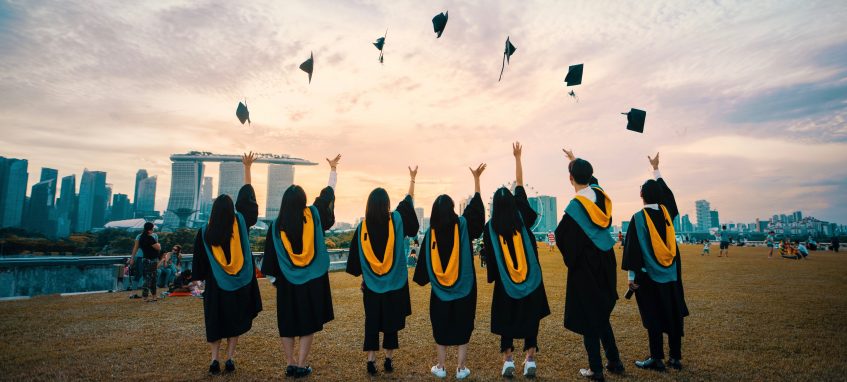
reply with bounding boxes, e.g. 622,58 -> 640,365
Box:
583,320 -> 621,373
363,329 -> 398,352
500,336 -> 538,353
648,328 -> 681,360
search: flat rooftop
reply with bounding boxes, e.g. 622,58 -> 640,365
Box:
171,152 -> 317,165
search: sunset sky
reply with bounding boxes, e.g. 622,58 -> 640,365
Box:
1,0 -> 846,226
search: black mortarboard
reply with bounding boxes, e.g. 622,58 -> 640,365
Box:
622,108 -> 646,133
299,51 -> 314,83
499,36 -> 516,82
432,11 -> 448,38
373,30 -> 386,63
565,64 -> 583,86
236,101 -> 250,125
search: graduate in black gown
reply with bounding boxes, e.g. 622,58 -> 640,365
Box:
622,153 -> 689,372
191,152 -> 263,376
413,163 -> 486,380
345,166 -> 421,376
482,142 -> 551,378
261,154 -> 340,378
554,149 -> 623,381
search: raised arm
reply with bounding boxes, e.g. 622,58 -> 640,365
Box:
469,163 -> 486,194
242,151 -> 257,185
326,154 -> 341,189
649,152 -> 679,219
408,165 -> 418,198
513,142 -> 524,186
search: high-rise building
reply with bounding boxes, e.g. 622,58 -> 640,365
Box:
110,194 -> 132,221
24,179 -> 54,235
218,162 -> 244,200
164,161 -> 205,228
526,195 -> 558,233
39,168 -> 58,206
76,169 -> 107,232
133,169 -> 148,213
622,220 -> 630,233
792,211 -> 803,222
135,176 -> 157,217
673,215 -> 682,232
0,157 -> 29,228
104,183 -> 113,210
710,210 -> 721,229
265,164 -> 295,218
681,214 -> 693,233
414,207 -> 424,230
695,200 -> 711,232
56,175 -> 76,237
199,176 -> 214,221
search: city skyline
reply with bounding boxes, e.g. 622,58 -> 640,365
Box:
1,1 -> 846,226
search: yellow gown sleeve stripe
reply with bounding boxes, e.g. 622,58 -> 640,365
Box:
280,208 -> 316,267
361,215 -> 395,276
210,218 -> 245,275
499,230 -> 528,283
643,206 -> 678,266
430,224 -> 461,287
574,188 -> 613,228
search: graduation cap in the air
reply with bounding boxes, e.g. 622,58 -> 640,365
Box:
373,30 -> 386,63
499,36 -> 516,82
432,11 -> 448,38
622,108 -> 647,133
236,101 -> 250,125
565,64 -> 583,86
300,51 -> 314,83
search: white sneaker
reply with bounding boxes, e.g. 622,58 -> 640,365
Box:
456,367 -> 471,380
502,360 -> 516,377
523,360 -> 537,377
431,365 -> 447,379
579,368 -> 595,378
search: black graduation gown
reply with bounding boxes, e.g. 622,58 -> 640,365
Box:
621,177 -> 689,336
413,193 -> 485,346
554,187 -> 618,337
261,186 -> 336,337
346,195 -> 420,334
482,186 -> 551,338
192,184 -> 263,343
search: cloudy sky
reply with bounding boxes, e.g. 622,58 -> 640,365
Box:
1,0 -> 846,227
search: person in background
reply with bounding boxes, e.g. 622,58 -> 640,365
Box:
796,241 -> 809,259
129,222 -> 162,302
718,225 -> 730,257
618,232 -> 624,249
766,231 -> 775,258
807,236 -> 817,251
701,240 -> 710,256
408,239 -> 419,268
832,236 -> 840,253
158,245 -> 181,289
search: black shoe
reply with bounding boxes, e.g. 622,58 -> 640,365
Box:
208,360 -> 221,376
285,365 -> 297,377
367,361 -> 378,375
605,360 -> 625,375
295,366 -> 312,378
667,358 -> 682,370
634,357 -> 666,372
384,358 -> 394,373
224,359 -> 235,373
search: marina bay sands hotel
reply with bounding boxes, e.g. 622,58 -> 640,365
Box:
164,151 -> 316,228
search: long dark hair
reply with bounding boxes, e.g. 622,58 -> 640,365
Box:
430,195 -> 457,232
491,187 -> 521,236
365,188 -> 391,229
206,195 -> 235,246
278,185 -> 307,249
640,180 -> 661,204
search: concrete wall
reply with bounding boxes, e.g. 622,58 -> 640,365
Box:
0,249 -> 350,298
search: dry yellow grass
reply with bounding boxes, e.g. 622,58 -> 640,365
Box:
1,245 -> 846,381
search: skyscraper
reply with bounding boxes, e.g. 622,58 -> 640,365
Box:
710,210 -> 721,229
56,175 -> 76,237
537,195 -> 557,233
414,207 -> 424,230
110,194 -> 132,221
0,157 -> 29,228
218,162 -> 244,200
24,179 -> 54,235
135,176 -> 157,217
164,161 -> 205,228
76,169 -> 107,232
39,168 -> 58,206
133,169 -> 148,213
681,214 -> 693,233
199,176 -> 214,221
265,164 -> 295,218
695,200 -> 711,232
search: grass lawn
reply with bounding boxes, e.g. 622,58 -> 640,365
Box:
1,245 -> 845,381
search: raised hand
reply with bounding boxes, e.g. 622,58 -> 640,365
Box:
241,151 -> 258,167
326,154 -> 342,170
408,165 -> 418,198
469,163 -> 487,178
648,152 -> 660,170
513,142 -> 522,158
562,148 -> 575,161
408,165 -> 418,180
